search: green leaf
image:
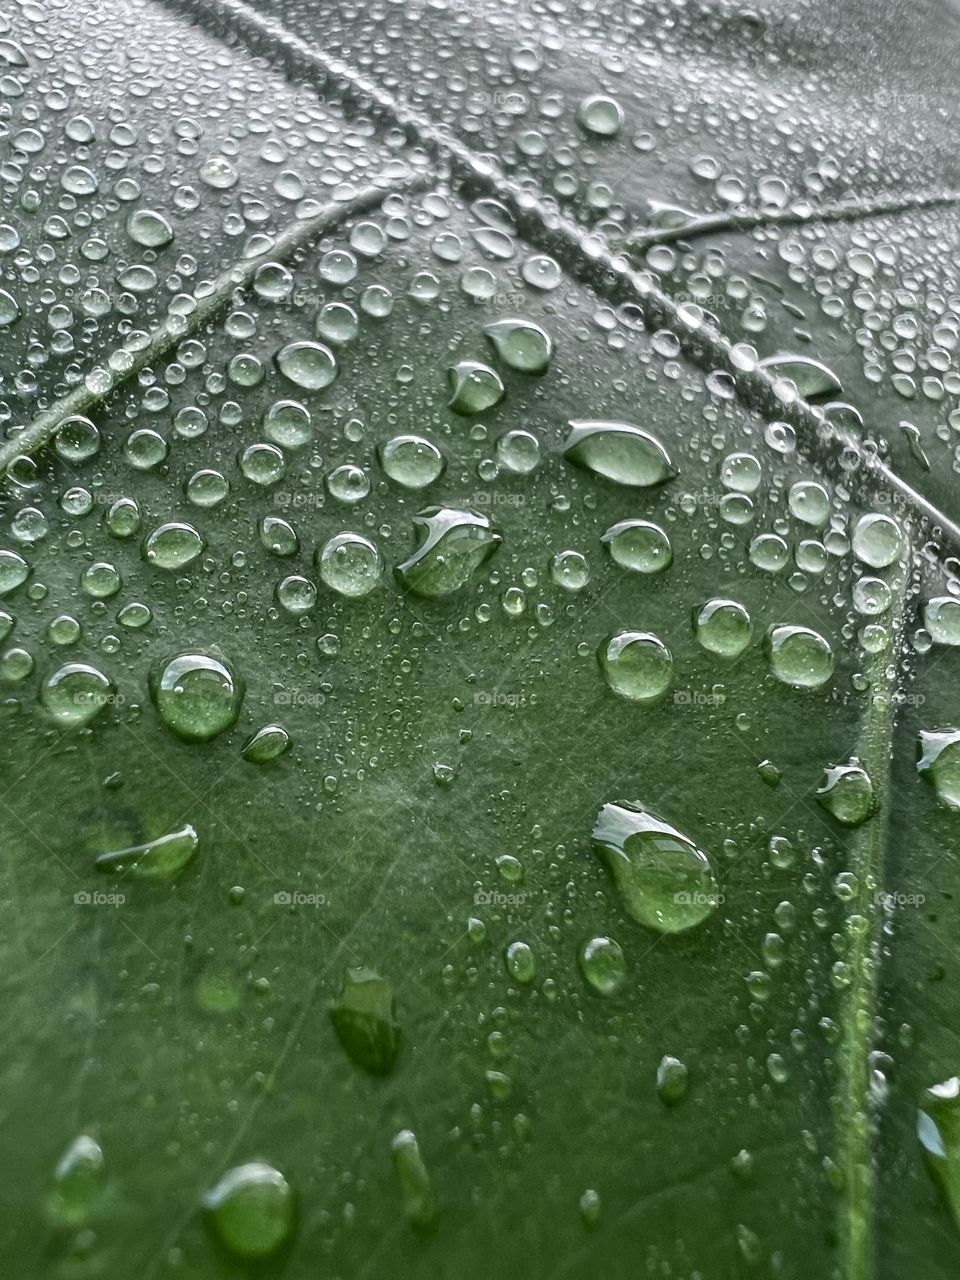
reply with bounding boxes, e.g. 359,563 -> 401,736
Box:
3,0 -> 960,1277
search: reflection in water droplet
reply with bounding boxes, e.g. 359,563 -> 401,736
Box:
765,625 -> 834,689
330,968 -> 401,1075
592,801 -> 719,933
601,519 -> 672,574
918,730 -> 960,809
150,651 -> 244,743
395,507 -> 501,598
41,663 -> 114,726
447,360 -> 505,415
693,599 -> 752,657
598,631 -> 673,703
564,420 -> 674,488
316,532 -> 382,598
816,761 -> 875,826
95,824 -> 199,880
579,936 -> 626,995
203,1163 -> 295,1260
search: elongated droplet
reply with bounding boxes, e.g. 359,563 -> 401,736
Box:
241,724 -> 291,764
918,1078 -> 960,1231
203,1163 -> 296,1261
95,824 -> 198,880
816,760 -> 874,826
48,1135 -> 105,1228
592,801 -> 719,933
330,968 -> 401,1075
918,730 -> 960,809
758,353 -> 842,398
563,420 -> 674,487
391,1130 -> 436,1230
483,318 -> 553,374
396,506 -> 501,597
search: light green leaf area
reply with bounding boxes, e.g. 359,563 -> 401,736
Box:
2,1 -> 960,1279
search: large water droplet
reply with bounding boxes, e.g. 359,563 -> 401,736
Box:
918,730 -> 960,809
598,631 -> 673,702
41,663 -> 115,727
578,936 -> 626,995
330,968 -> 401,1075
391,1131 -> 436,1230
95,824 -> 198,880
316,532 -> 382,598
693,599 -> 752,657
563,420 -> 674,488
150,651 -> 244,742
852,513 -> 903,569
816,760 -> 875,826
483,318 -> 553,374
592,801 -> 719,933
395,507 -> 501,598
447,360 -> 505,415
203,1163 -> 295,1261
142,522 -> 205,570
924,597 -> 960,647
765,625 -> 834,689
918,1077 -> 960,1230
601,519 -> 672,574
379,434 -> 445,489
275,340 -> 337,390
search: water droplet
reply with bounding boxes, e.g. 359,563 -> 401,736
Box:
143,522 -> 205,570
484,318 -> 553,374
330,968 -> 401,1076
275,340 -> 337,390
396,507 -> 501,598
391,1131 -> 436,1230
918,1077 -> 960,1230
918,730 -> 960,809
150,651 -> 244,743
758,353 -> 842,398
316,532 -> 382,598
203,1163 -> 295,1260
598,631 -> 673,703
924,597 -> 960,646
592,801 -> 719,933
817,761 -> 875,826
242,725 -> 291,764
656,1055 -> 689,1104
447,360 -> 505,415
577,94 -> 625,138
0,548 -> 29,595
765,625 -> 834,689
852,513 -> 903,569
601,519 -> 672,574
505,939 -> 536,984
48,1136 -> 104,1228
263,400 -> 313,450
693,599 -> 752,657
578,936 -> 626,995
41,663 -> 114,727
54,415 -> 101,463
379,434 -> 445,489
550,550 -> 590,591
126,208 -> 173,249
563,420 -> 674,488
95,824 -> 198,880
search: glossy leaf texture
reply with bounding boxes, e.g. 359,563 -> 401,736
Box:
1,1 -> 960,1278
